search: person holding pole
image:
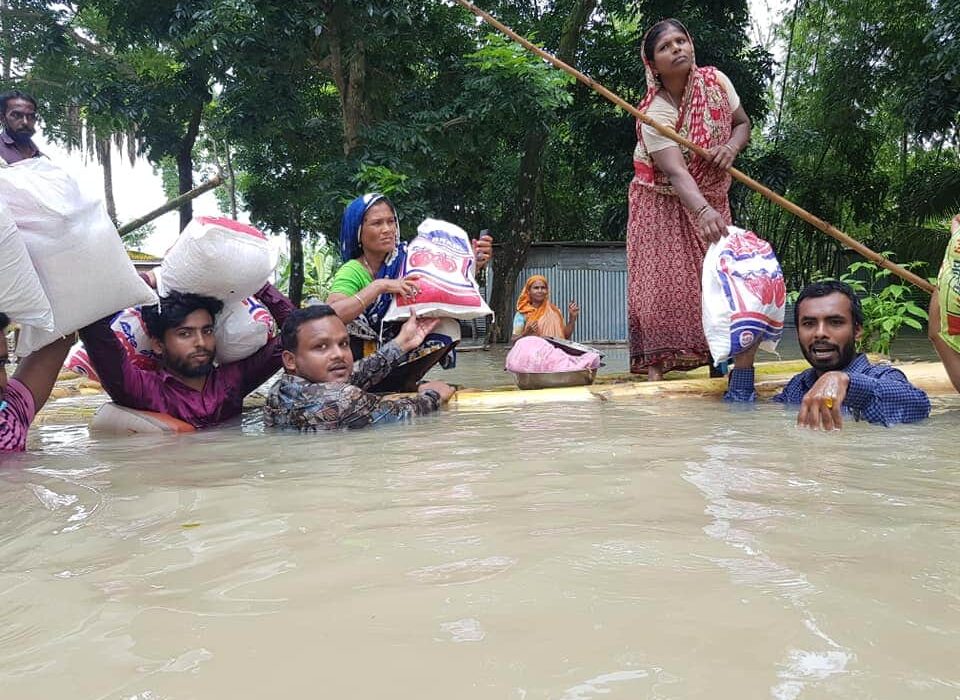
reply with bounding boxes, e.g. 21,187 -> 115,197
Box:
627,19 -> 751,381
928,213 -> 960,392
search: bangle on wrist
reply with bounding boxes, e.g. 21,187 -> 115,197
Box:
721,143 -> 736,154
694,204 -> 710,219
353,293 -> 366,308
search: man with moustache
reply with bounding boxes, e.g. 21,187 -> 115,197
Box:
0,91 -> 43,164
724,280 -> 930,429
79,278 -> 295,429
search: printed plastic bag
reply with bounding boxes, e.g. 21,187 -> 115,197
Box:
0,159 -> 157,355
383,218 -> 493,322
936,216 -> 960,353
0,200 -> 53,332
159,216 -> 273,302
701,226 -> 786,365
213,296 -> 276,364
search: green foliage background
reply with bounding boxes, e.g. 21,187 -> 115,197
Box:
1,0 -> 956,331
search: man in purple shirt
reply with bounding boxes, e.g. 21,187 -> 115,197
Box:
1,312 -> 74,453
0,91 -> 43,165
725,280 -> 930,429
78,280 -> 296,428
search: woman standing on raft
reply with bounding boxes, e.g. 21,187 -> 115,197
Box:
627,19 -> 751,381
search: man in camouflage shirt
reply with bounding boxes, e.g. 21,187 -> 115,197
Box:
265,305 -> 455,430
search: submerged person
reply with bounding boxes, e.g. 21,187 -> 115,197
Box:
627,19 -> 751,381
0,313 -> 74,452
725,280 -> 930,429
511,275 -> 580,342
325,193 -> 493,393
78,277 -> 295,429
265,305 -> 455,430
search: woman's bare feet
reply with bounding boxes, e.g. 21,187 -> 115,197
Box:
647,364 -> 664,382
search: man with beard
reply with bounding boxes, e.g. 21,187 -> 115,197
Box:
724,280 -> 930,429
79,279 -> 295,428
0,91 -> 42,164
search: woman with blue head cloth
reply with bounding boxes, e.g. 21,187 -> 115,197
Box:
326,193 -> 493,392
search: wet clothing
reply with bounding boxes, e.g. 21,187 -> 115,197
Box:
78,283 -> 295,428
264,341 -> 441,431
0,379 -> 35,452
0,131 -> 42,165
724,353 -> 931,426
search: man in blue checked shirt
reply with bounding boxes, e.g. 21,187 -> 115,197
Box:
725,280 -> 930,429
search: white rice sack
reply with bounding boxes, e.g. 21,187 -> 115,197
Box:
701,226 -> 786,365
383,218 -> 494,322
0,200 -> 53,332
159,217 -> 273,302
214,296 -> 275,364
0,159 -> 157,356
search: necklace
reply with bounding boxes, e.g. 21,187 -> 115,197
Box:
359,256 -> 377,275
662,89 -> 679,111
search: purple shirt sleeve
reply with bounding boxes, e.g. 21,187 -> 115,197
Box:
78,316 -> 166,411
0,379 -> 36,452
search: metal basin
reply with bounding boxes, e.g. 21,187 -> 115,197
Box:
513,368 -> 598,390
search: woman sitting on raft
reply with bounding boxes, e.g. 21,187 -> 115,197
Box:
511,275 -> 580,342
326,193 -> 493,392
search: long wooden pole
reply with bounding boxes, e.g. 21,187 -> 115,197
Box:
452,0 -> 935,294
118,174 -> 224,238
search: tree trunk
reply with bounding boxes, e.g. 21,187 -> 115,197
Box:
287,210 -> 305,307
176,102 -> 205,231
487,0 -> 597,344
488,128 -> 548,343
325,5 -> 367,156
97,135 -> 118,227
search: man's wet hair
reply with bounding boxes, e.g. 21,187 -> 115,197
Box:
0,312 -> 9,331
0,90 -> 37,114
281,304 -> 339,352
140,291 -> 224,341
794,280 -> 863,329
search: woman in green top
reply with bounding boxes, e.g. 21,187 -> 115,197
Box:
327,193 -> 492,392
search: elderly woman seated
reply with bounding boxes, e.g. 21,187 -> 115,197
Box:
511,275 -> 580,342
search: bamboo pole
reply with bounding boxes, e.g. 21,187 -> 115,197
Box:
451,0 -> 935,294
118,175 -> 224,238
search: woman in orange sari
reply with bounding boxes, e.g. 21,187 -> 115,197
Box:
627,19 -> 751,380
511,275 -> 580,341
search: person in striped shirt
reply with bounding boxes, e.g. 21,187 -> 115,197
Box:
0,313 -> 74,453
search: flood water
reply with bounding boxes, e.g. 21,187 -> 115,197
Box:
1,342 -> 958,698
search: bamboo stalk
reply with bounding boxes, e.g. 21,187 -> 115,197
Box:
118,175 -> 224,238
452,0 -> 935,294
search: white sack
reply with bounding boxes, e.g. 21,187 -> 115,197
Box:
0,200 -> 53,332
159,216 -> 273,302
213,296 -> 275,364
0,159 -> 157,355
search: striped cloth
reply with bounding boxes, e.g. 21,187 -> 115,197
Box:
0,379 -> 36,452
